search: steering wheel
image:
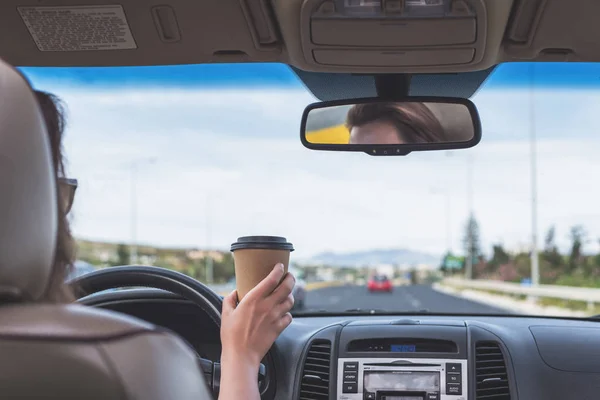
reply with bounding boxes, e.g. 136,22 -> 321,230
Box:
71,265 -> 223,326
69,265 -> 267,397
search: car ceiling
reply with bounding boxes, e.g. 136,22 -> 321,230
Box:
0,0 -> 597,100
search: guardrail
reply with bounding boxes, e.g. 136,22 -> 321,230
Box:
443,277 -> 600,310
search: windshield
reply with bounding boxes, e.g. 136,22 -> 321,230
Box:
23,62 -> 600,318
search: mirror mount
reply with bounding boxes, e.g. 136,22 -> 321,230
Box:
374,74 -> 411,100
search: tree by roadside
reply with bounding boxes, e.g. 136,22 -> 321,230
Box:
488,244 -> 510,270
568,225 -> 586,272
540,226 -> 564,282
116,243 -> 129,266
463,214 -> 483,264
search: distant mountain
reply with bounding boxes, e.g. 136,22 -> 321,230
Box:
306,248 -> 440,267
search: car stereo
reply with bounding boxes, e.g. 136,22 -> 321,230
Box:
337,358 -> 467,400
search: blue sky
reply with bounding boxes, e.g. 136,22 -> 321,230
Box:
22,62 -> 600,89
20,62 -> 600,259
21,63 -> 302,89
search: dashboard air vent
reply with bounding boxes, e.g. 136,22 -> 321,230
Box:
299,339 -> 331,400
475,341 -> 511,400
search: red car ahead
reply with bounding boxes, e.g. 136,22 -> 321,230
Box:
367,275 -> 393,292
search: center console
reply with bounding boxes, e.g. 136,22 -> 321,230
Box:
336,320 -> 468,400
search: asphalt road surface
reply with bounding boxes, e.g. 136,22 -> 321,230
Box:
303,284 -> 511,314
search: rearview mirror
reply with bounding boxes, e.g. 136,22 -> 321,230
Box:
300,97 -> 481,156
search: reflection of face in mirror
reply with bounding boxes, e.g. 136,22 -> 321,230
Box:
346,102 -> 446,145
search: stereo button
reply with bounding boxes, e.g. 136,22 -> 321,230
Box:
427,393 -> 440,400
364,392 -> 376,400
447,374 -> 461,383
343,383 -> 357,393
447,383 -> 462,395
344,372 -> 357,381
344,362 -> 358,371
446,363 -> 461,373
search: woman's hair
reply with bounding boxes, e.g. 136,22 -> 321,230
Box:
346,102 -> 446,143
35,90 -> 76,303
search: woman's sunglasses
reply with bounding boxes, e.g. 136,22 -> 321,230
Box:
58,178 -> 78,214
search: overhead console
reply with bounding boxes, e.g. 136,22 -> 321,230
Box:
300,0 -> 487,71
269,0 -> 515,73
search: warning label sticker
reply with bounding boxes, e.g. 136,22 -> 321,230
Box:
17,5 -> 137,52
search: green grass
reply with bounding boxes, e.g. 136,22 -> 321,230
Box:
554,275 -> 600,289
537,297 -> 600,314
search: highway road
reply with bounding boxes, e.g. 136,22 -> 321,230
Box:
303,284 -> 511,314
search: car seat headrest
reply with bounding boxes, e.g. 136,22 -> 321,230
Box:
0,58 -> 57,301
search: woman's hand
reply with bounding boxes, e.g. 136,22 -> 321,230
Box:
218,263 -> 295,400
221,263 -> 295,366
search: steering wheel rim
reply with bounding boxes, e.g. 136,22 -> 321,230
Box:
69,265 -> 223,327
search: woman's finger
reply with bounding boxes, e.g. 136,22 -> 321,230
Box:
274,294 -> 294,315
270,272 -> 295,303
275,312 -> 293,332
222,290 -> 238,316
244,263 -> 285,301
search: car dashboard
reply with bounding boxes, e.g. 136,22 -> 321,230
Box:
83,288 -> 600,400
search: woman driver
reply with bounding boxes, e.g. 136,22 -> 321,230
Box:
346,102 -> 446,145
35,90 -> 294,400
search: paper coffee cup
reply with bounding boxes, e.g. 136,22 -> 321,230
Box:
230,236 -> 294,300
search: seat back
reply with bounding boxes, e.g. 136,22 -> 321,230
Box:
0,58 -> 212,399
0,303 -> 211,399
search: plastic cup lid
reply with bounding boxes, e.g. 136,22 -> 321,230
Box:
230,236 -> 294,252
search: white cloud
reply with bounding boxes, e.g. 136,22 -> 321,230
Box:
35,85 -> 600,259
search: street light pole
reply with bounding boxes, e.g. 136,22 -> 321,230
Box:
130,163 -> 138,264
446,192 -> 452,252
530,64 -> 540,288
465,153 -> 474,280
444,152 -> 453,253
205,194 -> 213,284
129,157 -> 156,265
